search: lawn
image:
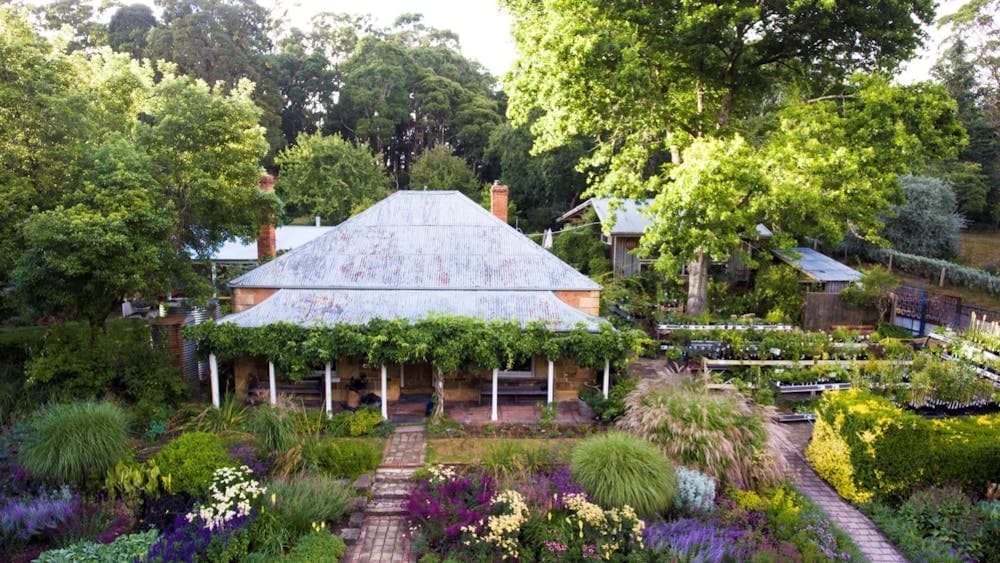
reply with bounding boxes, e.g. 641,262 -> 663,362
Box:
959,231 -> 1000,270
426,437 -> 578,464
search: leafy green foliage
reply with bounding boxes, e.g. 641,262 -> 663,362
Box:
840,266 -> 900,322
285,531 -> 347,562
325,408 -> 384,437
616,382 -> 780,489
551,209 -> 611,277
19,401 -> 132,489
105,459 -> 169,506
185,317 -> 648,383
153,432 -> 235,496
808,390 -> 1000,502
268,475 -> 354,537
883,175 -> 965,259
275,132 -> 390,225
579,376 -> 637,423
750,265 -> 805,324
0,12 -> 274,321
23,319 -> 187,413
35,529 -> 160,563
299,438 -> 381,480
409,145 -> 482,198
570,432 -> 675,518
503,0 -> 963,313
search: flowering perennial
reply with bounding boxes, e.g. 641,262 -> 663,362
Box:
186,466 -> 264,531
474,490 -> 530,559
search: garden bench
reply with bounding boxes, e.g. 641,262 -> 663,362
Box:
478,378 -> 548,404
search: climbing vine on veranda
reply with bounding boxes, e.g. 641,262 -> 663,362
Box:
184,316 -> 649,382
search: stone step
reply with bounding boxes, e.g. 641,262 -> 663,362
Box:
394,425 -> 425,433
340,527 -> 361,545
371,481 -> 411,499
366,498 -> 407,516
375,468 -> 417,482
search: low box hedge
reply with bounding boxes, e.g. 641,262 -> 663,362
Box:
806,389 -> 1000,503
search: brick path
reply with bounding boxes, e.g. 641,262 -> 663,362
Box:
780,424 -> 906,563
345,425 -> 425,563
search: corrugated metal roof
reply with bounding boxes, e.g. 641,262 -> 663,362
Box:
774,247 -> 863,283
558,198 -> 652,235
210,226 -> 335,262
219,289 -> 605,332
230,191 -> 600,291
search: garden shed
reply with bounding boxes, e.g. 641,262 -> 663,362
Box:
773,247 -> 863,293
558,197 -> 653,277
195,186 -> 637,422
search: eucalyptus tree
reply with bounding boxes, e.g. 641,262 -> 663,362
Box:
502,0 -> 965,315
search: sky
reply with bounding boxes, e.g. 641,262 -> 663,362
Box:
278,0 -> 516,78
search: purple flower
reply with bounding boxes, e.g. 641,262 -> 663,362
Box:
145,510 -> 254,562
0,486 -> 80,541
644,518 -> 756,562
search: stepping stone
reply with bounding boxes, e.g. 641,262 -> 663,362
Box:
371,481 -> 411,499
351,497 -> 368,512
349,511 -> 365,527
340,528 -> 361,545
353,473 -> 374,491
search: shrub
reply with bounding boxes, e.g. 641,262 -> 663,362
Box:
189,394 -> 248,434
616,380 -> 782,489
863,501 -> 969,562
580,376 -> 637,423
24,320 -> 187,410
807,390 -> 1000,502
35,529 -> 160,562
301,438 -> 381,479
286,530 -> 347,562
882,175 -> 964,259
146,511 -> 253,563
863,246 -> 1000,296
153,432 -> 235,496
673,466 -> 716,514
569,432 -> 675,517
246,406 -> 296,453
0,486 -> 80,544
268,474 -> 353,537
325,407 -> 384,437
19,400 -> 132,489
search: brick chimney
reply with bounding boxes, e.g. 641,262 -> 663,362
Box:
490,181 -> 509,223
258,174 -> 276,263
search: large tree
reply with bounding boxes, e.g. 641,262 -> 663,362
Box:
275,132 -> 390,225
503,0 -> 964,315
0,10 -> 273,326
408,145 -> 480,197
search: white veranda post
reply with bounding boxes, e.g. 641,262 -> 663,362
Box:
324,362 -> 333,417
547,358 -> 554,404
380,365 -> 388,420
268,361 -> 277,406
603,359 -> 610,399
209,353 -> 220,408
491,368 -> 499,421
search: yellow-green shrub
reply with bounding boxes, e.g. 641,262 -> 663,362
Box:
809,390 -> 1000,502
806,415 -> 871,503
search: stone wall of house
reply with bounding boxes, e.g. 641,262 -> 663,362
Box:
231,287 -> 277,313
553,290 -> 601,316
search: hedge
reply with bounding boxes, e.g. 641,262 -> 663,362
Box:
864,247 -> 1000,297
806,389 -> 1000,503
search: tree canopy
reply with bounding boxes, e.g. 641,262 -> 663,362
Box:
503,0 -> 964,315
0,9 -> 273,326
882,175 -> 965,259
408,145 -> 481,197
274,132 -> 390,225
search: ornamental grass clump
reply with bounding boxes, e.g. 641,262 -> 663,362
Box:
267,474 -> 354,537
18,400 -> 132,489
616,378 -> 786,489
569,432 -> 676,517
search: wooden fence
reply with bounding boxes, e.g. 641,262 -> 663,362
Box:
802,292 -> 877,331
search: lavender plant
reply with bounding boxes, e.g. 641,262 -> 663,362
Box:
0,486 -> 80,543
